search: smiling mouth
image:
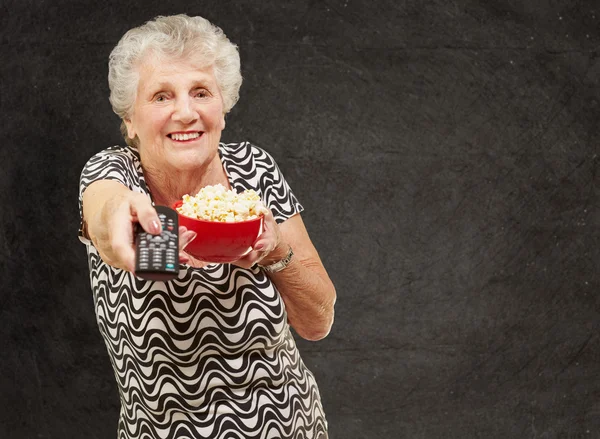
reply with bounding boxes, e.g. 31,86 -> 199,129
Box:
168,132 -> 203,142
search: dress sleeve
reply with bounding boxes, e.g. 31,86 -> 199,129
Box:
77,147 -> 139,244
253,146 -> 304,224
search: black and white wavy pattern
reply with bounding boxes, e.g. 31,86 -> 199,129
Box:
219,143 -> 304,224
79,144 -> 327,438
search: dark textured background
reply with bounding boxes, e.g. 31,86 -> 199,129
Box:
1,0 -> 599,438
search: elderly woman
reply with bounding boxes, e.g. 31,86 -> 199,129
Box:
78,14 -> 336,439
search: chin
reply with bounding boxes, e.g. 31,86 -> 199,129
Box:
169,148 -> 217,169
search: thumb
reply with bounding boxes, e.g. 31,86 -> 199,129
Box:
179,230 -> 198,251
130,194 -> 161,235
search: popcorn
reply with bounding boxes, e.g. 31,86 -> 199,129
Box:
177,184 -> 269,222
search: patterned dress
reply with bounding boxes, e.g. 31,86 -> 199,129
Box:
78,142 -> 328,439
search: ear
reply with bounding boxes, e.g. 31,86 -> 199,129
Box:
124,118 -> 136,139
220,113 -> 226,130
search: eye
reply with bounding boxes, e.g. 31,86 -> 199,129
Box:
194,89 -> 211,98
153,93 -> 168,102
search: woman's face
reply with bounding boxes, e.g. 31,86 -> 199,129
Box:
124,54 -> 226,172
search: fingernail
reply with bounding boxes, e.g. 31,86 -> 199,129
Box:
254,243 -> 265,251
151,220 -> 161,234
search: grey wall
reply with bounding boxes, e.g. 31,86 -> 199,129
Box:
1,0 -> 599,438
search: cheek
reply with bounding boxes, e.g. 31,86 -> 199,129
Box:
210,109 -> 225,131
140,113 -> 167,136
206,101 -> 225,130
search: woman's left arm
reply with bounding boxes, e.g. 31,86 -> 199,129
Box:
264,214 -> 336,341
230,211 -> 337,341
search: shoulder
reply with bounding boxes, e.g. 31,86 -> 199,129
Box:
82,145 -> 141,176
220,141 -> 278,171
80,145 -> 142,191
220,141 -> 271,160
86,145 -> 140,164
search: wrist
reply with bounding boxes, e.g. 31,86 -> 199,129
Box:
260,242 -> 289,266
259,244 -> 294,273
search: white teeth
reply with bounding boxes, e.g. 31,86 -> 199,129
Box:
171,132 -> 200,141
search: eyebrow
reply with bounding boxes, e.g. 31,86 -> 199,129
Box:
153,77 -> 214,90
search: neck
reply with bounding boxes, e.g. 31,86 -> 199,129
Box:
142,154 -> 230,207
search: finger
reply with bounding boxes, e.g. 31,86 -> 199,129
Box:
252,230 -> 277,249
252,230 -> 277,253
253,239 -> 269,252
262,208 -> 277,230
253,252 -> 268,265
252,221 -> 274,247
233,249 -> 267,269
180,252 -> 207,268
256,212 -> 279,245
179,230 -> 198,251
130,194 -> 161,234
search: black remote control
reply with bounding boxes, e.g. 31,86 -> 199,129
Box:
134,205 -> 179,281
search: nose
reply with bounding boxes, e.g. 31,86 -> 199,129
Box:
172,97 -> 198,124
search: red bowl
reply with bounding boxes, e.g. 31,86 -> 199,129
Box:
172,200 -> 264,263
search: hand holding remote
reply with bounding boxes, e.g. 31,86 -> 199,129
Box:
135,206 -> 181,281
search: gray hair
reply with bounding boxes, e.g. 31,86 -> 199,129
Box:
108,14 -> 242,146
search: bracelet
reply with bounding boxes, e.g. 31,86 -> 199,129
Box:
259,246 -> 294,273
